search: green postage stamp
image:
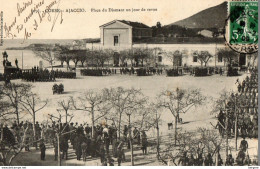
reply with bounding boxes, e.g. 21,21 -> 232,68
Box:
226,0 -> 258,53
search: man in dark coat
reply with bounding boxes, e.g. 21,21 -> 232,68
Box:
39,139 -> 46,160
75,134 -> 84,160
178,151 -> 189,166
240,138 -> 248,152
236,149 -> 246,165
81,140 -> 88,162
60,135 -> 69,160
204,153 -> 213,166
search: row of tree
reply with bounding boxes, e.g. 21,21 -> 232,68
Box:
33,44 -> 257,69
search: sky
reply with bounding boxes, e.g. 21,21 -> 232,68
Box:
2,0 -> 226,39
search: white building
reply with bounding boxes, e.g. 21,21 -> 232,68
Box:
86,20 -> 256,68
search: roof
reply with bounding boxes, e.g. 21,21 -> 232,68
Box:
118,20 -> 150,28
100,20 -> 150,29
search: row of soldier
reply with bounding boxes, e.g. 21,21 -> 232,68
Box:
217,69 -> 258,139
177,138 -> 255,166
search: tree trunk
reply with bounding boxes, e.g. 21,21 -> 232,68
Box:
225,111 -> 229,159
128,115 -> 134,166
118,112 -> 122,139
61,61 -> 64,67
174,116 -> 177,145
215,149 -> 219,166
57,134 -> 61,166
16,106 -> 19,125
32,113 -> 38,149
156,116 -> 160,160
81,61 -> 84,67
91,107 -> 95,138
65,111 -> 68,124
66,61 -> 70,70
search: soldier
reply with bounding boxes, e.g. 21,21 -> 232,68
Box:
75,134 -> 84,160
217,153 -> 223,166
204,153 -> 213,166
141,132 -> 148,155
178,151 -> 189,166
188,153 -> 195,166
100,141 -> 106,165
53,140 -> 58,161
196,152 -> 204,166
81,140 -> 88,162
225,154 -> 234,166
117,140 -> 125,166
240,138 -> 248,152
236,149 -> 246,165
60,135 -> 69,160
39,139 -> 46,161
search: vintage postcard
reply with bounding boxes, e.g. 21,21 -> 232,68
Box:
0,0 -> 258,166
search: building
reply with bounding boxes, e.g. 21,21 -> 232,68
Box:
99,20 -> 152,49
86,20 -> 256,68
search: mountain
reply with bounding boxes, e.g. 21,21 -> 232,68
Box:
169,2 -> 227,29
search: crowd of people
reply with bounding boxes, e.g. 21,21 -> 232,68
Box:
1,120 -> 148,166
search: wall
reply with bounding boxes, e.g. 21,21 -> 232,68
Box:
133,43 -> 226,67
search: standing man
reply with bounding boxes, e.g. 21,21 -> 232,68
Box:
39,139 -> 46,161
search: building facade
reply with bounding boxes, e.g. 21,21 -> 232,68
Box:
86,20 -> 256,68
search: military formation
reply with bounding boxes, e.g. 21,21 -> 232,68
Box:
20,68 -> 76,82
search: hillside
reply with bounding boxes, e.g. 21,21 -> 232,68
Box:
169,2 -> 227,29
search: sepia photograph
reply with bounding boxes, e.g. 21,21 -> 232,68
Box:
0,0 -> 258,166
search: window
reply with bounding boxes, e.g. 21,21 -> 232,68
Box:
193,55 -> 198,62
218,55 -> 223,62
158,56 -> 162,62
114,36 -> 119,46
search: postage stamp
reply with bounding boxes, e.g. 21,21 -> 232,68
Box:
225,0 -> 258,54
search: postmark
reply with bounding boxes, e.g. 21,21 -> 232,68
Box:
224,0 -> 258,54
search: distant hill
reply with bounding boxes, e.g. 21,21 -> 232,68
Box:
169,2 -> 227,29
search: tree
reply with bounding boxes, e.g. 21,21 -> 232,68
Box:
102,87 -> 146,139
33,45 -> 62,70
166,50 -> 183,67
137,103 -> 162,160
0,83 -> 32,124
119,49 -> 131,66
54,45 -> 70,67
19,91 -> 48,149
157,88 -> 205,145
79,49 -> 90,67
57,99 -> 71,124
158,128 -> 224,166
217,48 -> 238,67
48,113 -> 75,166
0,125 -> 31,165
197,51 -> 213,67
70,90 -> 111,138
71,50 -> 81,69
156,22 -> 162,28
247,52 -> 258,67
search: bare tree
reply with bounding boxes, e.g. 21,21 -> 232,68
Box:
0,83 -> 32,124
70,90 -> 111,137
57,99 -> 71,123
102,87 -> 146,139
33,45 -> 61,70
48,113 -> 75,166
157,88 -> 205,145
19,92 -> 48,149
